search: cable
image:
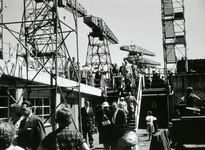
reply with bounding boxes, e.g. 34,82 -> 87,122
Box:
0,0 -> 14,16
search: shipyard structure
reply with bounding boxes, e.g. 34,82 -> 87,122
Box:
0,0 -> 205,149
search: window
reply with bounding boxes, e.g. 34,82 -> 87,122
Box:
0,96 -> 8,121
24,97 -> 51,124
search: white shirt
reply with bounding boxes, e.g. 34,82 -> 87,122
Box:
25,113 -> 32,122
146,115 -> 156,125
6,145 -> 24,150
112,108 -> 119,123
86,107 -> 89,113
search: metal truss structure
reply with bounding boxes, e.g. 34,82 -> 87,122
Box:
120,45 -> 156,57
161,0 -> 188,73
0,0 -> 87,129
0,0 -> 87,84
16,0 -> 86,80
84,15 -> 118,77
120,45 -> 161,67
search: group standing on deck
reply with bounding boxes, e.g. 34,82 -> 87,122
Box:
0,57 -> 167,150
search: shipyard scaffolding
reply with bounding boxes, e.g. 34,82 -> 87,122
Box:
161,0 -> 188,73
84,15 -> 119,79
0,0 -> 89,130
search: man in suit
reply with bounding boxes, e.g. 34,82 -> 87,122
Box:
17,101 -> 46,150
81,100 -> 94,148
111,101 -> 127,126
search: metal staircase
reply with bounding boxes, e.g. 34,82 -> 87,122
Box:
129,74 -> 171,132
128,74 -> 144,131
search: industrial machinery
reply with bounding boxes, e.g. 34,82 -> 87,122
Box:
120,45 -> 161,67
84,15 -> 118,77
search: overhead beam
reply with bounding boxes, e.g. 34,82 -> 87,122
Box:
84,15 -> 119,44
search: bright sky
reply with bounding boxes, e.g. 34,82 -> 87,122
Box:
77,0 -> 205,68
2,0 -> 205,69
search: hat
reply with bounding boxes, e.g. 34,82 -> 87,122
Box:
120,97 -> 124,100
111,124 -> 136,144
187,87 -> 193,90
187,87 -> 193,92
102,102 -> 110,107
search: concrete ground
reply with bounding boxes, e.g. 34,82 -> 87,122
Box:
92,129 -> 151,150
138,129 -> 151,150
91,129 -> 205,150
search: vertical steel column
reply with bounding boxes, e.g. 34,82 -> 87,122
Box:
161,0 -> 188,73
0,0 -> 3,59
74,0 -> 82,132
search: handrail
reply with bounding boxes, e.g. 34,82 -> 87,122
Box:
135,74 -> 144,132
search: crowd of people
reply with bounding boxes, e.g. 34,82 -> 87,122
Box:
0,96 -> 162,150
94,100 -> 139,150
63,57 -> 168,92
79,98 -> 140,150
0,99 -> 140,150
0,56 -> 169,150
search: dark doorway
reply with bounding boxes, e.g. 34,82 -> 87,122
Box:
139,95 -> 168,129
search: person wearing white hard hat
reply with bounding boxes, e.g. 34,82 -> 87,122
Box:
96,101 -> 113,150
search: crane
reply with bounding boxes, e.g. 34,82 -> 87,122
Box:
120,45 -> 156,56
124,56 -> 161,66
120,44 -> 160,67
84,15 -> 118,44
84,15 -> 118,77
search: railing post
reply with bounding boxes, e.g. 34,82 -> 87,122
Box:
135,74 -> 143,132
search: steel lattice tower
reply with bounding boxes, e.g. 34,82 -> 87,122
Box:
84,15 -> 118,77
86,34 -> 112,75
161,0 -> 188,73
1,0 -> 87,130
17,0 -> 85,79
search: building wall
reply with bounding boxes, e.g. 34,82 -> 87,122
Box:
139,95 -> 169,129
0,75 -> 102,134
170,73 -> 205,118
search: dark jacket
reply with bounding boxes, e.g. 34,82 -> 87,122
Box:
96,108 -> 113,144
81,107 -> 94,128
112,108 -> 127,126
17,114 -> 46,150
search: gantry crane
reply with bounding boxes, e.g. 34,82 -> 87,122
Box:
120,45 -> 156,57
84,15 -> 119,77
120,45 -> 161,67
